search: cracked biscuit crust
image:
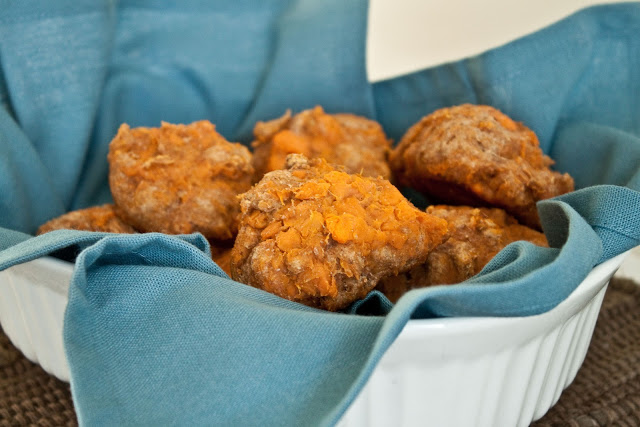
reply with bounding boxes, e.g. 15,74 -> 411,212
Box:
231,155 -> 449,311
376,205 -> 548,303
37,204 -> 136,235
390,104 -> 574,229
108,121 -> 253,240
251,106 -> 391,182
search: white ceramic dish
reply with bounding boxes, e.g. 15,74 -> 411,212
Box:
0,251 -> 629,426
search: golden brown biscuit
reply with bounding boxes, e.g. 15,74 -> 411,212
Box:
251,106 -> 391,182
231,154 -> 449,311
37,204 -> 136,235
376,205 -> 548,303
108,121 -> 253,240
390,104 -> 574,228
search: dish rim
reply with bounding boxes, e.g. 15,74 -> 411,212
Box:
13,250 -> 628,331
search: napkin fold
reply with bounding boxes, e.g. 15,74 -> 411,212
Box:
0,1 -> 639,425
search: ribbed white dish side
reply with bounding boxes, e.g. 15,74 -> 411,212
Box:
0,260 -> 71,382
338,281 -> 610,427
528,282 -> 607,424
0,272 -> 36,361
531,282 -> 607,421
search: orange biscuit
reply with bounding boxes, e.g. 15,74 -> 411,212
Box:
376,205 -> 548,303
37,204 -> 136,235
390,104 -> 574,228
251,106 -> 391,182
231,154 -> 449,311
108,121 -> 253,240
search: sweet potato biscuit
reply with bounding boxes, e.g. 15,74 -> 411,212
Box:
36,204 -> 136,235
231,154 -> 449,311
251,106 -> 391,182
108,121 -> 253,240
376,205 -> 548,303
390,104 -> 574,228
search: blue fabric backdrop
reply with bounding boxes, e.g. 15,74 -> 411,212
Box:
0,1 -> 639,425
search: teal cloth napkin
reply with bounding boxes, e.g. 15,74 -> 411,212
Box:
0,1 -> 639,425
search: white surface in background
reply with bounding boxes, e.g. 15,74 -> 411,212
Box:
615,246 -> 640,281
366,0 -> 627,82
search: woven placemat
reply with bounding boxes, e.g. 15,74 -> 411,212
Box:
533,277 -> 640,426
1,277 -> 639,426
0,332 -> 75,426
